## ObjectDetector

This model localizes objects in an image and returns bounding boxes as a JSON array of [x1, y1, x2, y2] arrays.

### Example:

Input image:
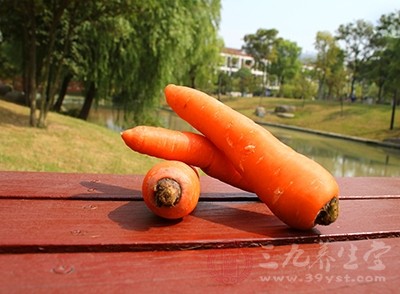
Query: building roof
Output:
[[221, 47, 252, 58]]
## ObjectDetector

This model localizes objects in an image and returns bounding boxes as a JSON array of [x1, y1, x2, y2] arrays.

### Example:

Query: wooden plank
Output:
[[0, 171, 144, 200], [0, 171, 252, 200], [0, 238, 398, 293], [1, 199, 399, 253], [0, 171, 399, 200], [337, 177, 400, 199]]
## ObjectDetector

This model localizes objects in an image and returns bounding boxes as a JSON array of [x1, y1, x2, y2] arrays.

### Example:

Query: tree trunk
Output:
[[78, 81, 96, 120], [53, 73, 73, 112], [189, 67, 196, 89], [327, 84, 333, 100], [27, 46, 37, 127], [377, 83, 384, 104], [37, 69, 53, 127], [349, 75, 356, 100], [20, 44, 30, 107], [317, 74, 326, 100], [217, 73, 222, 101], [278, 76, 285, 97], [390, 90, 397, 130], [37, 4, 69, 127], [24, 3, 38, 127]]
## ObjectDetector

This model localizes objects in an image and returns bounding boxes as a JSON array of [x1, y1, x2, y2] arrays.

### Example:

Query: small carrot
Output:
[[141, 160, 200, 219], [164, 84, 339, 230], [121, 126, 253, 193]]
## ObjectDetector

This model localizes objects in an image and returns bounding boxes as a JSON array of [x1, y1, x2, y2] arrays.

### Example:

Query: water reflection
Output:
[[157, 110, 400, 177], [269, 128, 399, 177]]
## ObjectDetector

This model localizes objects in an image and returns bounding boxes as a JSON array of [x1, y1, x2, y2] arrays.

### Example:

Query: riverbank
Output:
[[221, 96, 400, 146], [256, 121, 400, 149]]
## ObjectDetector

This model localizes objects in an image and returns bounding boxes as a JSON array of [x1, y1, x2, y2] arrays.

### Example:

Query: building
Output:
[[219, 47, 265, 77], [219, 47, 279, 93]]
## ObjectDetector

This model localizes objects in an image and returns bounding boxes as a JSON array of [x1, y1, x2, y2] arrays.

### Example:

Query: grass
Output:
[[0, 99, 161, 174], [222, 96, 400, 142]]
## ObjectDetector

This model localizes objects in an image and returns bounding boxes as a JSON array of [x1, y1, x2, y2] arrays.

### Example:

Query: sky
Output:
[[219, 0, 399, 54]]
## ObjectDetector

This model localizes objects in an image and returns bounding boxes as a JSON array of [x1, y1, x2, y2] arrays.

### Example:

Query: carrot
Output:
[[121, 126, 253, 193], [164, 84, 339, 230], [141, 160, 200, 219]]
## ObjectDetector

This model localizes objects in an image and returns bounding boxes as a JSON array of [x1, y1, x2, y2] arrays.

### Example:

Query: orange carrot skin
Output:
[[164, 84, 339, 230], [142, 160, 200, 219], [121, 126, 253, 193]]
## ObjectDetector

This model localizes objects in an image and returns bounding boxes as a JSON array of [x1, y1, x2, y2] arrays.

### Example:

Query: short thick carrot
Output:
[[142, 160, 200, 219], [165, 84, 339, 230], [121, 126, 253, 192]]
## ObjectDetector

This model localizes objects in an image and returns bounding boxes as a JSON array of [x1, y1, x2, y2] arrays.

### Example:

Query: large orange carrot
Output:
[[121, 126, 253, 192], [142, 160, 200, 219], [164, 84, 339, 230]]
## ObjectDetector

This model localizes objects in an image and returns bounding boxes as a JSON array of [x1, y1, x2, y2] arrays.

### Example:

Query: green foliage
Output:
[[335, 19, 375, 97], [314, 31, 346, 100], [243, 28, 279, 68], [282, 72, 317, 99], [216, 71, 232, 94], [356, 10, 400, 104], [0, 0, 222, 127], [269, 39, 302, 94], [242, 28, 302, 95], [232, 67, 254, 95], [0, 42, 19, 79], [377, 11, 400, 92], [175, 0, 222, 91]]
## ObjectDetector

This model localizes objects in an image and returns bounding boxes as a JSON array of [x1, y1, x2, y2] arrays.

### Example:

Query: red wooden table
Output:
[[0, 171, 399, 293]]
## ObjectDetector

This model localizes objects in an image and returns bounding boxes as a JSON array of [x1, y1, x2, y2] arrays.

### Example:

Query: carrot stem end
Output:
[[154, 178, 182, 207], [315, 197, 339, 226]]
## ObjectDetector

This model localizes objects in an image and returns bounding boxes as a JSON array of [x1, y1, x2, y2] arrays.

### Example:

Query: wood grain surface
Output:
[[0, 171, 399, 293]]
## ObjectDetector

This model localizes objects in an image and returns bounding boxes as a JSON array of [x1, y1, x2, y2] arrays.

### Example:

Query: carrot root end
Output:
[[154, 178, 182, 207], [315, 197, 339, 226]]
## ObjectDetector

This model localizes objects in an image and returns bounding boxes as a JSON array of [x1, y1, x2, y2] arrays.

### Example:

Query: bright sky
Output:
[[219, 0, 399, 54]]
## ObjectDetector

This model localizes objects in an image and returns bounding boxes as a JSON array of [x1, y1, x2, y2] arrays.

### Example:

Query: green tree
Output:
[[269, 39, 302, 96], [177, 0, 222, 91], [0, 0, 222, 127], [0, 0, 40, 126], [242, 28, 279, 87], [364, 11, 400, 104], [336, 19, 375, 100], [0, 0, 117, 126], [232, 67, 253, 96], [216, 71, 232, 98], [314, 31, 346, 100], [290, 68, 317, 100], [72, 13, 132, 120], [375, 10, 400, 129], [0, 41, 19, 84], [108, 0, 221, 125]]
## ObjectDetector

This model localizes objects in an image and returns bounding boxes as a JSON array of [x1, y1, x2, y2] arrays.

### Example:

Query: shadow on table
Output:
[[108, 201, 182, 232], [107, 199, 320, 242], [77, 180, 141, 200], [77, 180, 321, 241]]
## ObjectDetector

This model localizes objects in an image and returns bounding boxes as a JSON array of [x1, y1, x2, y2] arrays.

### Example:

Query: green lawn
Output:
[[0, 99, 161, 174]]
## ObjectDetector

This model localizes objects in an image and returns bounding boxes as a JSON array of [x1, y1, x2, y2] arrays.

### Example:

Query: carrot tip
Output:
[[154, 177, 182, 207], [315, 197, 339, 226]]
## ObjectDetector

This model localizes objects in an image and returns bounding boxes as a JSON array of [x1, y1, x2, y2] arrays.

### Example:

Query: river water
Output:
[[88, 107, 400, 177]]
